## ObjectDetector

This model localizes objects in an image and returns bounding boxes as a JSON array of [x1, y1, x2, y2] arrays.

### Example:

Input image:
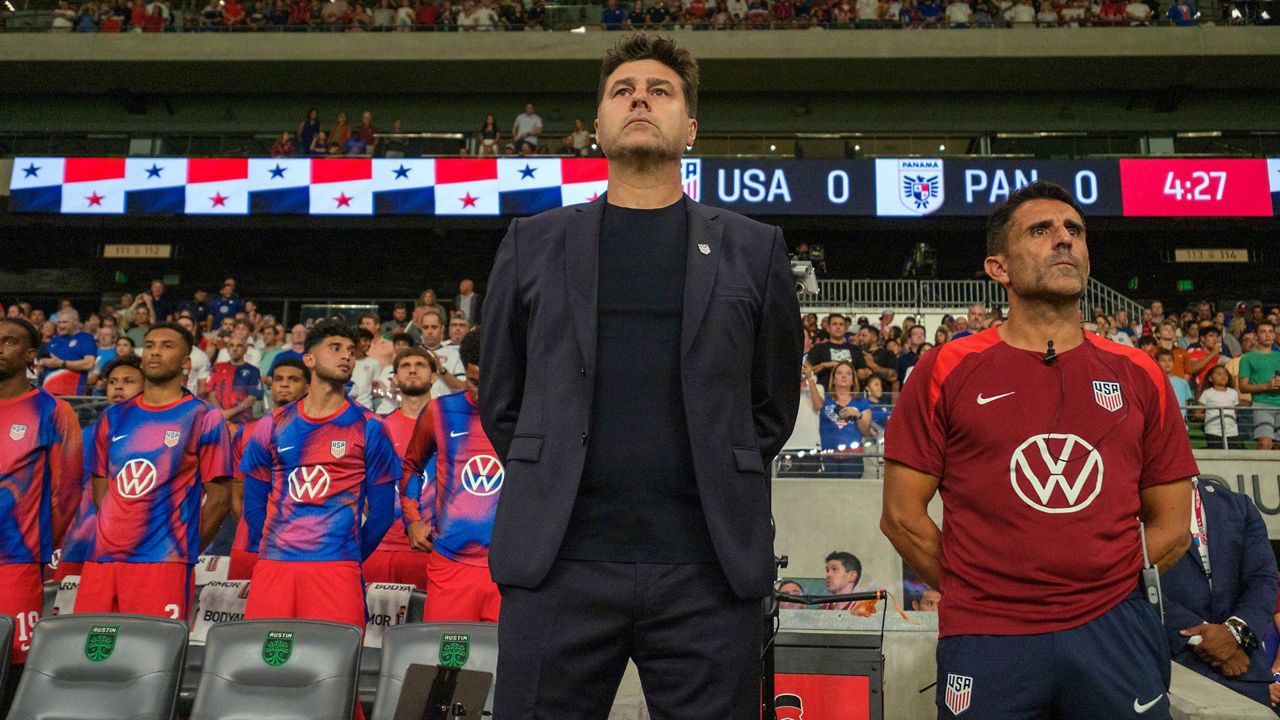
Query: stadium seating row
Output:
[[6, 613, 497, 720]]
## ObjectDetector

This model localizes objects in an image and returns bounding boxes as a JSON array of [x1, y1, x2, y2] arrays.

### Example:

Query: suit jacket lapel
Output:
[[681, 198, 722, 358], [565, 195, 604, 369]]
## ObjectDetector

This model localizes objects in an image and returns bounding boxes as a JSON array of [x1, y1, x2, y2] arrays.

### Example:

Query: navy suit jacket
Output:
[[479, 193, 803, 599], [1162, 480, 1279, 685]]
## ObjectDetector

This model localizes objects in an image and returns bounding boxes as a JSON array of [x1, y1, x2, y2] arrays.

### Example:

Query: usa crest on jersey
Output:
[[9, 424, 27, 441], [330, 440, 347, 459], [1092, 381, 1123, 413], [164, 430, 182, 448], [945, 673, 973, 716]]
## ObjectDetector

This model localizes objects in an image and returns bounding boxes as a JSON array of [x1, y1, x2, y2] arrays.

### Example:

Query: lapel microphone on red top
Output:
[[1044, 340, 1057, 366]]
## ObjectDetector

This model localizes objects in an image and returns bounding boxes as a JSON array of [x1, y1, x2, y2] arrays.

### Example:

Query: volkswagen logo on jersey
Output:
[[945, 674, 973, 716], [287, 465, 331, 502], [164, 430, 182, 448], [460, 455, 504, 497], [8, 424, 27, 441], [116, 458, 159, 498], [330, 440, 347, 459], [1009, 434, 1104, 514], [1092, 381, 1124, 413]]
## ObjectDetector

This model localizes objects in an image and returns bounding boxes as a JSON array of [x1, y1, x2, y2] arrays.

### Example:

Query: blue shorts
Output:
[[936, 592, 1170, 719]]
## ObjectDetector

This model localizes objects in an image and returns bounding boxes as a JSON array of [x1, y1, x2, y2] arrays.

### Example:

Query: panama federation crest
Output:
[[84, 625, 118, 662], [439, 633, 471, 669], [901, 167, 942, 213], [262, 630, 294, 667]]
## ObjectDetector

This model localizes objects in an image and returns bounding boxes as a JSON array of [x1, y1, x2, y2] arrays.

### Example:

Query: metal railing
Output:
[[798, 277, 1142, 320]]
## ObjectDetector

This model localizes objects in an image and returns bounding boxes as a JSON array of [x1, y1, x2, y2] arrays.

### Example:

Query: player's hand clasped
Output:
[[1181, 623, 1249, 677], [406, 520, 434, 552]]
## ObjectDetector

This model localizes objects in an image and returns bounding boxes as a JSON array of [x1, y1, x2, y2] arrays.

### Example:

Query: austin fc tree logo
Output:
[[288, 465, 331, 502], [460, 455, 504, 497], [116, 458, 159, 498]]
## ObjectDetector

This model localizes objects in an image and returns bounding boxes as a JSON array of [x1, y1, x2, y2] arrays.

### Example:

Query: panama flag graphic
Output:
[[498, 158, 562, 215], [372, 158, 436, 215], [9, 157, 64, 213], [248, 158, 311, 214], [310, 158, 373, 215], [560, 158, 609, 207], [62, 158, 127, 214], [435, 158, 499, 216], [185, 158, 249, 215], [125, 157, 187, 214]]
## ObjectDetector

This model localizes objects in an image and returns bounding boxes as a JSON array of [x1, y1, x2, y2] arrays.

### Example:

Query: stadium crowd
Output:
[[18, 0, 1278, 31]]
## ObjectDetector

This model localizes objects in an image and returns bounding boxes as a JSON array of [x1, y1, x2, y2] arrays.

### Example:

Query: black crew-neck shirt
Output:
[[558, 198, 716, 563]]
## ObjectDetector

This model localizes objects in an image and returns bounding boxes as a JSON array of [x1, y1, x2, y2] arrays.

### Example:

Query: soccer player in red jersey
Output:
[[402, 331, 502, 622], [363, 348, 436, 590], [881, 182, 1197, 720], [56, 355, 143, 581], [226, 358, 309, 581], [239, 321, 399, 629], [0, 317, 82, 666], [79, 323, 233, 619]]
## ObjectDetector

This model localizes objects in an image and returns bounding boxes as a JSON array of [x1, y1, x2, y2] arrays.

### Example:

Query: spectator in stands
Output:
[[526, 0, 545, 27], [817, 362, 871, 478], [1096, 0, 1127, 22], [207, 279, 244, 327], [124, 304, 153, 348], [206, 335, 261, 425], [222, 0, 247, 25], [1186, 324, 1227, 391], [571, 117, 593, 155], [602, 0, 626, 28], [1126, 0, 1153, 23], [273, 323, 308, 369], [1239, 321, 1280, 450], [328, 111, 351, 149], [453, 278, 482, 324], [256, 321, 284, 377], [297, 108, 322, 152], [350, 328, 382, 408], [447, 314, 470, 347], [625, 0, 647, 26], [417, 308, 465, 397], [778, 580, 807, 610], [1006, 0, 1036, 23], [372, 0, 395, 27], [1199, 366, 1242, 449], [86, 325, 121, 393], [945, 0, 973, 25], [270, 132, 295, 157], [821, 551, 862, 610], [1157, 348, 1193, 421], [807, 314, 859, 388], [746, 0, 768, 25], [1151, 321, 1190, 380], [381, 303, 411, 337], [498, 0, 527, 29], [917, 0, 944, 24], [897, 324, 928, 384], [511, 102, 542, 153], [175, 316, 211, 396], [1163, 480, 1277, 709], [1035, 0, 1058, 24], [473, 114, 500, 156], [913, 587, 941, 612], [215, 319, 262, 367]]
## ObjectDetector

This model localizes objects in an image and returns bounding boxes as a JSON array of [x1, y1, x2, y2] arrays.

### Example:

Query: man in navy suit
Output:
[[1162, 478, 1279, 710], [480, 32, 802, 720]]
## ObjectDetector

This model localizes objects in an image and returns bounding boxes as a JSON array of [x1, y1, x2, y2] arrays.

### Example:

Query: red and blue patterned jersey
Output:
[[43, 332, 97, 395], [239, 401, 401, 562], [0, 388, 82, 564], [207, 362, 262, 425], [93, 394, 233, 564], [59, 421, 100, 564], [230, 419, 259, 553], [376, 408, 434, 551], [402, 390, 501, 567]]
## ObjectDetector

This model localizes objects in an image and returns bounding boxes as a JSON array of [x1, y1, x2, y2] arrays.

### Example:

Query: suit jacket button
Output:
[[579, 367, 586, 376], [581, 433, 588, 445]]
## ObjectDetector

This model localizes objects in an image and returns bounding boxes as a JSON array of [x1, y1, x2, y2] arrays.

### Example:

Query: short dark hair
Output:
[[862, 325, 881, 339], [985, 181, 1086, 257], [1256, 321, 1274, 332], [825, 551, 861, 577], [597, 32, 700, 118], [146, 322, 194, 353], [1136, 335, 1157, 350], [271, 357, 310, 382], [118, 336, 136, 348], [355, 328, 374, 343], [459, 328, 482, 368], [1154, 348, 1173, 360], [394, 347, 438, 374], [101, 354, 142, 380], [1199, 325, 1220, 337], [304, 320, 359, 353], [0, 317, 40, 350], [391, 332, 416, 347]]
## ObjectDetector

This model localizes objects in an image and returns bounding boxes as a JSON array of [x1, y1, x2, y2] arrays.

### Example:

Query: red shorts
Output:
[[244, 559, 366, 629], [0, 564, 45, 664], [362, 548, 428, 590], [76, 562, 193, 620], [227, 549, 258, 581], [423, 553, 499, 623], [53, 560, 84, 582]]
